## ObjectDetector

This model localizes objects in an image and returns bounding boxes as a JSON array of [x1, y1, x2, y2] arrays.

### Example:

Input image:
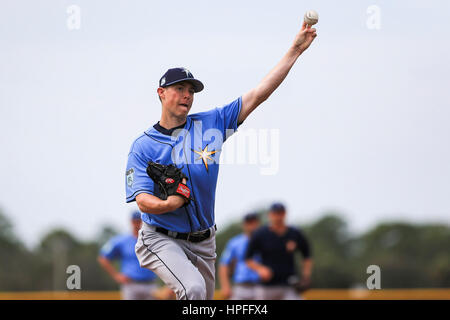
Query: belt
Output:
[[154, 224, 217, 243]]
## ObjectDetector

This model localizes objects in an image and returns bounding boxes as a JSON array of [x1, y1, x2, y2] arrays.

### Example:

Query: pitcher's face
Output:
[[159, 81, 195, 118]]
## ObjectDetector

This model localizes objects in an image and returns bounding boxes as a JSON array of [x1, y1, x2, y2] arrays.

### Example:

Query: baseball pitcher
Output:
[[125, 21, 317, 300]]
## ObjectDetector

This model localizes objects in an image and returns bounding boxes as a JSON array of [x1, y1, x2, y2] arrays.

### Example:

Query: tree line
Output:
[[0, 209, 449, 291]]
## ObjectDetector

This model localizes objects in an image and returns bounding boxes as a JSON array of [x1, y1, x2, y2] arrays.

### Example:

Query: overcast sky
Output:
[[1, 0, 449, 248]]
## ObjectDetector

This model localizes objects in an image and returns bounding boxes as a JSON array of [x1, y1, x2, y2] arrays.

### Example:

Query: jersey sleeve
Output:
[[99, 237, 121, 260], [245, 231, 262, 260], [219, 240, 237, 266], [295, 229, 312, 259], [125, 151, 155, 203], [215, 96, 242, 140]]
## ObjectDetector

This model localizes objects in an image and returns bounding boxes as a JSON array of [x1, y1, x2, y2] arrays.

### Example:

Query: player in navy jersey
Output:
[[245, 203, 313, 300], [219, 213, 261, 300], [127, 22, 317, 300]]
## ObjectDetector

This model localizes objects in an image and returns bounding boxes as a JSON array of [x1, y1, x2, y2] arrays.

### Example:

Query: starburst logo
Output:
[[192, 145, 219, 172]]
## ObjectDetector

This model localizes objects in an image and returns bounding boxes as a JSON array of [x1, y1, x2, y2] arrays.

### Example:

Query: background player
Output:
[[245, 203, 313, 300], [98, 211, 159, 300], [127, 21, 317, 300], [219, 213, 261, 300]]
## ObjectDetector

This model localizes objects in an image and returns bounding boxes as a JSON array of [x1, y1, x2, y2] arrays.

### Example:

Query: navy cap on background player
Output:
[[159, 67, 204, 93], [269, 202, 286, 213], [243, 212, 260, 222]]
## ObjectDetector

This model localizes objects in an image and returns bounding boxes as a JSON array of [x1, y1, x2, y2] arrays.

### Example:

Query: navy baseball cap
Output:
[[130, 211, 141, 220], [269, 202, 286, 213], [159, 67, 204, 93], [243, 212, 260, 222]]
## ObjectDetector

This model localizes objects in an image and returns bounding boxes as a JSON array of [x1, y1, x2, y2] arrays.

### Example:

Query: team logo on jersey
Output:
[[286, 240, 297, 252], [126, 168, 134, 187], [192, 144, 219, 172]]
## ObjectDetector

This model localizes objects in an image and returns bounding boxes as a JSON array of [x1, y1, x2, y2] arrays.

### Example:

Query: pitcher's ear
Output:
[[157, 87, 165, 102]]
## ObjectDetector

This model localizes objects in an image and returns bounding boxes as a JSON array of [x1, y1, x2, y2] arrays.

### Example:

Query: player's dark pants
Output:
[[135, 222, 217, 300]]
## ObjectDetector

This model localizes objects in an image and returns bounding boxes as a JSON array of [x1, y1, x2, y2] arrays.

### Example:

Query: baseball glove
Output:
[[146, 161, 191, 204]]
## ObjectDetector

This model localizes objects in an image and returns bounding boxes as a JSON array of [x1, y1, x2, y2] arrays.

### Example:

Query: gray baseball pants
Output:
[[231, 283, 259, 300], [120, 282, 159, 300], [257, 285, 302, 300], [135, 222, 217, 300]]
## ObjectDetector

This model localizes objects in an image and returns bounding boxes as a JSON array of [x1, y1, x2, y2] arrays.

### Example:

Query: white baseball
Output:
[[304, 10, 319, 26]]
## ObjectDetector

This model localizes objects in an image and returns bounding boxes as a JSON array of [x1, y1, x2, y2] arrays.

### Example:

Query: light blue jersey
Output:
[[125, 97, 242, 233], [100, 234, 156, 282], [220, 233, 260, 284]]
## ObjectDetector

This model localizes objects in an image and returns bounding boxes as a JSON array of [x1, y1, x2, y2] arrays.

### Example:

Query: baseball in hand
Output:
[[304, 10, 319, 26]]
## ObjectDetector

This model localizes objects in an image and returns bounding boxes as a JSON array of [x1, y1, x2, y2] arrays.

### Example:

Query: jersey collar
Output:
[[153, 120, 187, 136]]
